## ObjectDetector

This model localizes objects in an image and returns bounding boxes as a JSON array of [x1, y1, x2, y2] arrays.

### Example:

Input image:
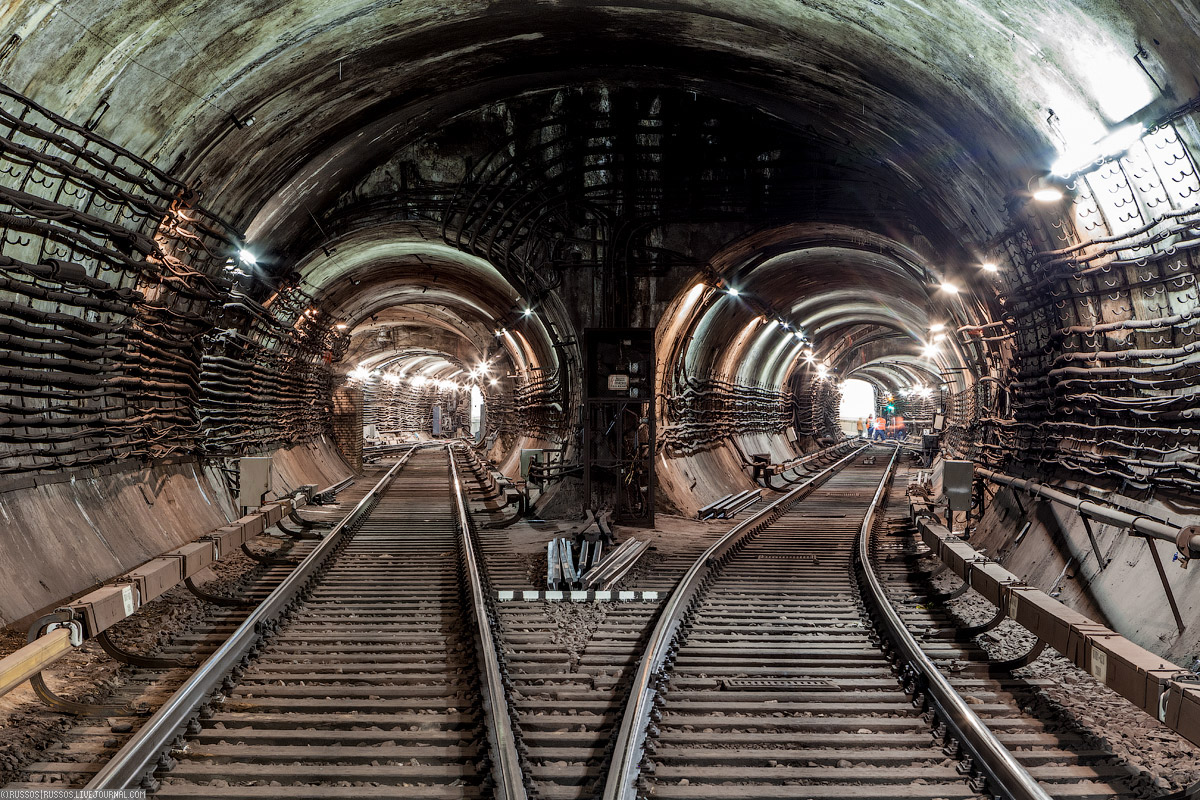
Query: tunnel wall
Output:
[[0, 436, 352, 628], [969, 483, 1200, 666]]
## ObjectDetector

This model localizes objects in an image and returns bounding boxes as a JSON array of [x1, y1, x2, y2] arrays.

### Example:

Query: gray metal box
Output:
[[944, 459, 974, 512], [238, 456, 273, 507]]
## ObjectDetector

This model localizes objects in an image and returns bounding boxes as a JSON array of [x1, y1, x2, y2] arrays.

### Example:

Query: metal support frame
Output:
[[1080, 515, 1109, 570], [1138, 533, 1186, 634]]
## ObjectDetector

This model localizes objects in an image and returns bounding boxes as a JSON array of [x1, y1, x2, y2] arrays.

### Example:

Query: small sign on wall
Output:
[[607, 374, 630, 392]]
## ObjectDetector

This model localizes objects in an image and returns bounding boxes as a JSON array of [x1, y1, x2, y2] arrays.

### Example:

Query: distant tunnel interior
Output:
[[2, 1, 1200, 642]]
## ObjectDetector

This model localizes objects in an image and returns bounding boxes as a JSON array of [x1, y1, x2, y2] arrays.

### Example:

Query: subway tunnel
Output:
[[4, 1, 1200, 797]]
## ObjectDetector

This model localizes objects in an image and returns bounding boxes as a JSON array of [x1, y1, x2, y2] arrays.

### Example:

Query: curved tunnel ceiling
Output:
[[1, 0, 1197, 486]]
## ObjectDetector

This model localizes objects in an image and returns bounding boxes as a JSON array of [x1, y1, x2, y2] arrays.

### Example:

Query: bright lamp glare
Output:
[[1033, 187, 1064, 202], [922, 344, 939, 359], [522, 308, 533, 317], [1051, 124, 1145, 177], [980, 262, 998, 273], [238, 248, 257, 266], [928, 323, 945, 333], [939, 282, 959, 294], [726, 287, 740, 297]]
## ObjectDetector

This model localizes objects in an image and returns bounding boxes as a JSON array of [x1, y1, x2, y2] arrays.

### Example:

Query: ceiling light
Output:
[[980, 262, 998, 273], [1029, 174, 1065, 202], [933, 332, 947, 342], [922, 343, 939, 359], [726, 287, 740, 297], [928, 323, 945, 332], [522, 308, 533, 317], [489, 378, 498, 386], [238, 248, 257, 266], [939, 282, 959, 294], [335, 322, 348, 330]]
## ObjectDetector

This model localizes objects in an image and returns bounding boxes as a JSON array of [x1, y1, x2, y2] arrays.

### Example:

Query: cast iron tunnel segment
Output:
[[85, 444, 527, 800]]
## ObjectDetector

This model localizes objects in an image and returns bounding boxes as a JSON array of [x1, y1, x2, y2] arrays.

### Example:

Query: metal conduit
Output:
[[975, 466, 1199, 550]]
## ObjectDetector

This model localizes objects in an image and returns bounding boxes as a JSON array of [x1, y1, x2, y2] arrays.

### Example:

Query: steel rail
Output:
[[859, 449, 1053, 800], [447, 444, 529, 800], [602, 443, 869, 800], [85, 447, 419, 791]]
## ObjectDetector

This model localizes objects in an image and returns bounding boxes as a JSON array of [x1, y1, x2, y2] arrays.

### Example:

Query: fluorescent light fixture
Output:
[[1051, 124, 1145, 177], [238, 248, 257, 266], [939, 282, 959, 294], [933, 332, 947, 343]]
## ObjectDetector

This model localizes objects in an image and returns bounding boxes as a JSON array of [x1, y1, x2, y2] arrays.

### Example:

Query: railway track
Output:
[[603, 446, 1143, 800], [13, 442, 1163, 798], [80, 444, 525, 799], [1, 481, 370, 793]]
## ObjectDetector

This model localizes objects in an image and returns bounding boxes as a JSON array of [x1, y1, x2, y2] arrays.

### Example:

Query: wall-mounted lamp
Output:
[[1029, 174, 1065, 203]]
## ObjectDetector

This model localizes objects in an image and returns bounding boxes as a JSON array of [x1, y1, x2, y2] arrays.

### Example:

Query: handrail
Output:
[[86, 447, 419, 791], [602, 443, 869, 800], [447, 444, 528, 800], [859, 450, 1052, 800]]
